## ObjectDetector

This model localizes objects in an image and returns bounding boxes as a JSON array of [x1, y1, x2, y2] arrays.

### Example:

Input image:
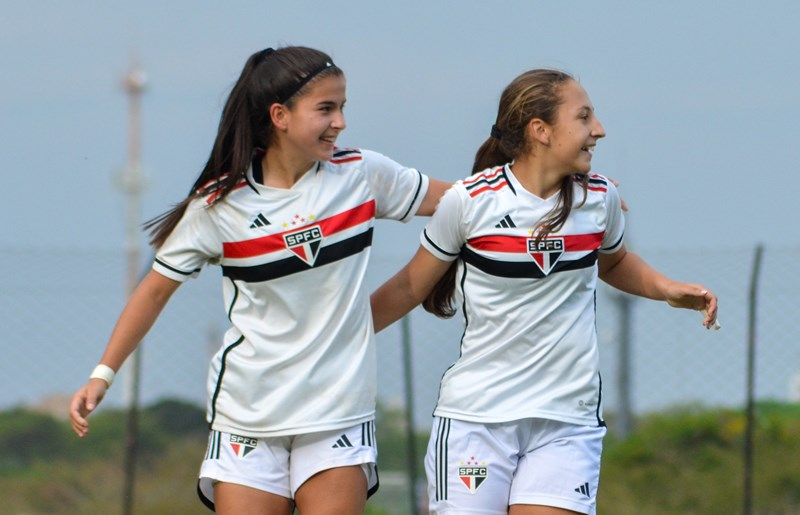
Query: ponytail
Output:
[[423, 69, 579, 317], [422, 133, 511, 319], [422, 262, 459, 318], [145, 46, 342, 248], [471, 134, 512, 175]]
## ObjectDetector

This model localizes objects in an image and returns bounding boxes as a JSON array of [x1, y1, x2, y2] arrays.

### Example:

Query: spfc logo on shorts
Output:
[[229, 434, 257, 459], [458, 457, 488, 494], [527, 237, 564, 276], [284, 225, 323, 266]]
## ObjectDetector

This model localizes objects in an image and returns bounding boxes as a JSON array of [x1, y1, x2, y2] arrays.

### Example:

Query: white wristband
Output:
[[89, 364, 116, 387]]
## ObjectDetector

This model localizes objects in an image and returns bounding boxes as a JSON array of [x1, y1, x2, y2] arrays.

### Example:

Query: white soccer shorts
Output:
[[197, 420, 379, 509], [426, 416, 606, 514]]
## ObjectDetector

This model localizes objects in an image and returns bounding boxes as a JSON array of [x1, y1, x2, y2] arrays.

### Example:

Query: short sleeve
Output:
[[419, 185, 466, 262], [600, 179, 625, 253], [152, 199, 223, 282], [361, 149, 430, 222]]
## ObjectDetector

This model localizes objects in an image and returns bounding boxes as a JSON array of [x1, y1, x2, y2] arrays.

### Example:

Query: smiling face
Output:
[[545, 79, 605, 175], [278, 73, 347, 165]]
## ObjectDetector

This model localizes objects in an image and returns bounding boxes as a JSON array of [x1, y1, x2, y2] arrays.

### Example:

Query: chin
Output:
[[317, 150, 335, 162]]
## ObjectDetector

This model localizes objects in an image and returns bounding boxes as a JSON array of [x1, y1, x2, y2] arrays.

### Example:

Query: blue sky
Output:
[[3, 1, 797, 253], [2, 1, 798, 417]]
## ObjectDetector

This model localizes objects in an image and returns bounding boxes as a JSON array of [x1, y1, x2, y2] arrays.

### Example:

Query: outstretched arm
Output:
[[69, 270, 181, 437], [416, 179, 453, 216], [371, 246, 453, 333], [598, 244, 718, 329]]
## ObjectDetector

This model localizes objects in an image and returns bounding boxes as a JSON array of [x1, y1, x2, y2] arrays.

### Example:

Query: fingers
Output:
[[69, 387, 91, 437], [699, 289, 721, 330], [69, 382, 107, 437], [665, 284, 720, 330]]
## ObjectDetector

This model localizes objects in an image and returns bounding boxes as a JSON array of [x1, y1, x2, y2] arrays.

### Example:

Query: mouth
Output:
[[581, 143, 596, 155]]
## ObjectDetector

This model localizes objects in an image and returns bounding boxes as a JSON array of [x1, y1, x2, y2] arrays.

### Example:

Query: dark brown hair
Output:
[[145, 46, 343, 248], [423, 69, 589, 318]]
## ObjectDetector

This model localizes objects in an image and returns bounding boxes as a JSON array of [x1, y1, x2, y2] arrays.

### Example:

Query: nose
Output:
[[332, 109, 346, 131], [593, 116, 606, 139]]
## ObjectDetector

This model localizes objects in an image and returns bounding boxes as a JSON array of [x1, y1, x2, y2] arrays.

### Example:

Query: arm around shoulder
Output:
[[371, 246, 454, 333], [416, 179, 453, 217]]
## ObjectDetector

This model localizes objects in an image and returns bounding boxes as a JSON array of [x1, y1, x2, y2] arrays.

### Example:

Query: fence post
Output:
[[401, 315, 421, 515], [612, 292, 634, 438], [120, 59, 147, 515], [743, 244, 764, 515]]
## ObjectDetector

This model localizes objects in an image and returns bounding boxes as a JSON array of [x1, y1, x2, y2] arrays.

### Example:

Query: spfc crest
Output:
[[229, 434, 257, 458], [284, 225, 323, 266], [458, 458, 488, 494], [527, 237, 564, 275]]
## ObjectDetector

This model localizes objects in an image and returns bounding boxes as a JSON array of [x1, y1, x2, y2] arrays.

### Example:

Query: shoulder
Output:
[[195, 174, 250, 206], [572, 173, 616, 201], [580, 173, 611, 193], [573, 173, 624, 225], [327, 147, 409, 171], [460, 165, 513, 199], [329, 147, 364, 166]]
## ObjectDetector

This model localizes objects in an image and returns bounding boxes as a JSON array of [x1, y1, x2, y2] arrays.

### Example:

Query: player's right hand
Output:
[[69, 379, 108, 437]]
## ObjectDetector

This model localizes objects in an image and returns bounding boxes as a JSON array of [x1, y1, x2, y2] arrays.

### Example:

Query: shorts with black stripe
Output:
[[197, 420, 379, 510], [425, 416, 605, 514]]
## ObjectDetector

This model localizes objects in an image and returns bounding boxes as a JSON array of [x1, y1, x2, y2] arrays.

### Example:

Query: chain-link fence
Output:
[[2, 242, 797, 513]]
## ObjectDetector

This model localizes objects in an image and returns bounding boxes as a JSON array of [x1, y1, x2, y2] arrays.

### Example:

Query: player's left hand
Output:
[[664, 283, 719, 330]]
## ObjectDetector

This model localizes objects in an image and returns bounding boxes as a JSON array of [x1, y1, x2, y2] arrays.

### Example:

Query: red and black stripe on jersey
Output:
[[461, 232, 604, 279], [221, 200, 376, 282], [464, 167, 512, 197], [576, 174, 608, 193], [330, 147, 363, 164]]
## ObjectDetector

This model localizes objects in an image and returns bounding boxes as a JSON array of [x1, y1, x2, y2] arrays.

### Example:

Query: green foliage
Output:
[[375, 402, 427, 475], [142, 398, 208, 436], [0, 409, 74, 472], [600, 402, 800, 514], [2, 400, 800, 514]]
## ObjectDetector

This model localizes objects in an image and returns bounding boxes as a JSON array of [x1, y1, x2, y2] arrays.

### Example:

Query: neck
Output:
[[510, 155, 566, 199], [260, 144, 315, 189]]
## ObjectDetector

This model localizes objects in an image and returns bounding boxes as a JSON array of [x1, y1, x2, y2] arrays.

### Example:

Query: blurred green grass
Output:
[[1, 400, 799, 514]]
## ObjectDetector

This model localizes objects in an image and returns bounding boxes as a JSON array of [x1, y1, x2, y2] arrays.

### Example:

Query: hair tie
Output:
[[490, 124, 503, 140]]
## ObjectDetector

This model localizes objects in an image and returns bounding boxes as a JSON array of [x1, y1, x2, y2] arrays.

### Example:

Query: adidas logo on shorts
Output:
[[332, 434, 353, 448], [574, 482, 591, 498]]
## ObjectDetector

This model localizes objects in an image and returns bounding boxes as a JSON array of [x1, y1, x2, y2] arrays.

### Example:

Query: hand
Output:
[[664, 283, 719, 330], [69, 379, 108, 437]]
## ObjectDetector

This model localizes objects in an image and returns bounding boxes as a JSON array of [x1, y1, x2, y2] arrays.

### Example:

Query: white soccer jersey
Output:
[[154, 148, 429, 437], [421, 164, 624, 427]]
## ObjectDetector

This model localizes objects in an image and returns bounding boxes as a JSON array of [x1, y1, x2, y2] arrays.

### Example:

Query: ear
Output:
[[527, 118, 550, 146], [269, 103, 289, 131]]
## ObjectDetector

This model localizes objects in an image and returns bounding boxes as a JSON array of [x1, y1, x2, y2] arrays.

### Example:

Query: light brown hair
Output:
[[423, 69, 589, 318]]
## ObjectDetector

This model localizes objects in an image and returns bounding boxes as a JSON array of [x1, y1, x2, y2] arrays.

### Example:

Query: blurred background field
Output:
[[3, 400, 800, 514]]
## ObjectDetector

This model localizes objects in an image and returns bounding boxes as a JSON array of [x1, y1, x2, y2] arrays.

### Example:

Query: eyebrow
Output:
[[317, 99, 345, 107]]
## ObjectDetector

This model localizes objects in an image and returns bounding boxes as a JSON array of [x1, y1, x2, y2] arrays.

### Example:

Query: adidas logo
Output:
[[332, 434, 353, 449], [249, 213, 271, 228], [495, 214, 516, 228], [574, 482, 591, 498]]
